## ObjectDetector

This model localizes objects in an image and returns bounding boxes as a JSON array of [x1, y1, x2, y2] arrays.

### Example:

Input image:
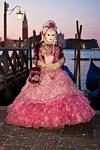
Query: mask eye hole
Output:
[[47, 34, 50, 36]]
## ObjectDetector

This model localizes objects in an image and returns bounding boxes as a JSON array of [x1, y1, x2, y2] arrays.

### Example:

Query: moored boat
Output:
[[88, 88, 100, 110], [61, 65, 75, 82], [86, 59, 100, 91], [86, 59, 100, 109]]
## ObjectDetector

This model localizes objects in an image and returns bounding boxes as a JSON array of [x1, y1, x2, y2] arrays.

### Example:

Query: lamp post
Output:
[[4, 1, 23, 47]]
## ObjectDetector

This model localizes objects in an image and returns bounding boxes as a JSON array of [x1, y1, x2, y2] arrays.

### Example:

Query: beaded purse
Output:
[[28, 66, 41, 84]]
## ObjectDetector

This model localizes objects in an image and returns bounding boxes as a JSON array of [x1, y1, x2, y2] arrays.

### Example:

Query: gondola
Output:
[[86, 59, 100, 109], [88, 88, 100, 110], [86, 59, 100, 91], [61, 65, 75, 82]]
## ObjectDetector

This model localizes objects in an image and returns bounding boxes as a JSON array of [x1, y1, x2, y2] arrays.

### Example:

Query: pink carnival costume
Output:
[[6, 20, 95, 129]]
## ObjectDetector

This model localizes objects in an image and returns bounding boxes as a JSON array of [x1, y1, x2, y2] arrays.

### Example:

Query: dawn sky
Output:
[[0, 0, 100, 46]]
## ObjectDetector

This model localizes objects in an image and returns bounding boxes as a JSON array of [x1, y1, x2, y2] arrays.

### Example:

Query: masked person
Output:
[[6, 20, 95, 128]]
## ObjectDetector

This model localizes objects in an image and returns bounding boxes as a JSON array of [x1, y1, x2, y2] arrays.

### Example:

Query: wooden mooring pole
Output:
[[74, 20, 82, 90], [33, 30, 35, 48], [28, 37, 32, 69], [19, 37, 21, 48], [74, 33, 77, 84]]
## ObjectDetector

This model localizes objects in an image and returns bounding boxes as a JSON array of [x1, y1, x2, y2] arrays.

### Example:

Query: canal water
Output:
[[63, 49, 100, 91], [0, 48, 100, 91]]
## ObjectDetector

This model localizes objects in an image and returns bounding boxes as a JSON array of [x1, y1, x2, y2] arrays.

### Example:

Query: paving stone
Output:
[[1, 126, 43, 148], [1, 145, 32, 150], [31, 127, 62, 149], [56, 137, 97, 149], [0, 110, 7, 123], [12, 127, 42, 138], [61, 120, 95, 139], [57, 148, 96, 150], [4, 137, 35, 147], [92, 115, 100, 150], [42, 128, 61, 137], [32, 134, 58, 150]]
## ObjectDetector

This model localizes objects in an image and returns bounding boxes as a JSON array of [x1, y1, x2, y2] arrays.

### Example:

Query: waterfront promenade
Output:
[[0, 106, 100, 150]]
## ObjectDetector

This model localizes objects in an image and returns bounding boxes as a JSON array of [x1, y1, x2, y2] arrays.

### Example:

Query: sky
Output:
[[0, 0, 100, 46]]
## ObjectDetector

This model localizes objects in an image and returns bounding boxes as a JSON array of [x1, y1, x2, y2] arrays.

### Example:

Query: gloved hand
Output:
[[49, 62, 60, 70], [37, 60, 52, 68]]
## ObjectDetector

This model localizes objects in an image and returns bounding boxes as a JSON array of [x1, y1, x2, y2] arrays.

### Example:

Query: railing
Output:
[[0, 48, 29, 90]]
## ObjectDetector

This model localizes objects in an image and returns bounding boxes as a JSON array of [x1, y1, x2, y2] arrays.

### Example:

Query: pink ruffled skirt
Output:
[[6, 67, 95, 128]]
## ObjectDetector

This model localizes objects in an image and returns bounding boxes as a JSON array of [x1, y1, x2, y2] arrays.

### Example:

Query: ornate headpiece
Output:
[[41, 20, 57, 36]]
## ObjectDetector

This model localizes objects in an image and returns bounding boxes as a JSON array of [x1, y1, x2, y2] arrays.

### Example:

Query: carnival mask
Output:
[[45, 28, 56, 44]]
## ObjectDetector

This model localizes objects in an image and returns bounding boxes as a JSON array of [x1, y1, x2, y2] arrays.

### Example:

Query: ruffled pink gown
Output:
[[6, 44, 95, 128]]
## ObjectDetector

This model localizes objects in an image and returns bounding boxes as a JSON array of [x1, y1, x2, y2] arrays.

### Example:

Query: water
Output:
[[0, 48, 100, 91], [63, 49, 100, 91]]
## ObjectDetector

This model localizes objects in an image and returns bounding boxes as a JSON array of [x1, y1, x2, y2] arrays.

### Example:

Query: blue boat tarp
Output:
[[86, 60, 100, 91], [88, 88, 99, 98], [88, 88, 100, 110], [61, 65, 75, 82]]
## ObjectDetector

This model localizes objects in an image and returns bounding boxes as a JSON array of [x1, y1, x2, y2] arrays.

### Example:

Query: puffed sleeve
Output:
[[58, 46, 66, 65], [32, 43, 40, 66]]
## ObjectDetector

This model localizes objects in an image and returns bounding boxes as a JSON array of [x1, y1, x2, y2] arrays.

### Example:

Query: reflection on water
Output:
[[64, 49, 100, 91]]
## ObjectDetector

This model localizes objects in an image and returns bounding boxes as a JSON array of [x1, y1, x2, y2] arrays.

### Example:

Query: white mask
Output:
[[45, 28, 56, 44]]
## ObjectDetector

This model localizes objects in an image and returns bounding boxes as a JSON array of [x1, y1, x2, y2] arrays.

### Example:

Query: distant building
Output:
[[80, 39, 98, 49], [22, 11, 28, 40], [8, 39, 24, 48], [66, 38, 98, 49], [56, 32, 66, 48], [0, 39, 25, 48], [66, 38, 75, 49]]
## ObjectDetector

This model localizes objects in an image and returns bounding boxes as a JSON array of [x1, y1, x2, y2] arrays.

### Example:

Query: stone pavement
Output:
[[0, 106, 100, 150]]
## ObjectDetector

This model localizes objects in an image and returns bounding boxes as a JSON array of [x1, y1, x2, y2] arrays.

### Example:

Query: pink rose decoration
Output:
[[49, 22, 55, 28]]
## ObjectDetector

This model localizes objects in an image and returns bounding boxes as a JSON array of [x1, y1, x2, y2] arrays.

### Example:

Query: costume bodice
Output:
[[39, 45, 60, 64]]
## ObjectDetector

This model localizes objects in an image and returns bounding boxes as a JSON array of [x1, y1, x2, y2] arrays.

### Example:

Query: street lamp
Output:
[[4, 1, 23, 47]]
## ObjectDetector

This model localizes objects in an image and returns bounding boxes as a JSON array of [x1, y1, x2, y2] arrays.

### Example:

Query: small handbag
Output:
[[28, 66, 41, 84]]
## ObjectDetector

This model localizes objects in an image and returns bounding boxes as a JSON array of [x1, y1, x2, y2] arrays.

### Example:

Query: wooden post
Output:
[[19, 37, 21, 48], [26, 49, 29, 75], [4, 2, 7, 48], [76, 20, 82, 90], [3, 50, 7, 84], [39, 32, 41, 42], [28, 37, 32, 69], [7, 39, 8, 48], [33, 30, 35, 48], [13, 50, 17, 90], [74, 33, 77, 83], [18, 37, 21, 69], [4, 0, 9, 102], [3, 48, 8, 101]]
